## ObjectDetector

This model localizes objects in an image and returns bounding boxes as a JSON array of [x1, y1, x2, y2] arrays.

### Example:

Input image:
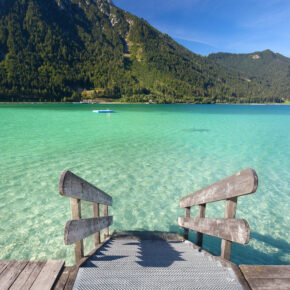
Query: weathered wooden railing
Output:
[[59, 170, 113, 264], [178, 168, 258, 260]]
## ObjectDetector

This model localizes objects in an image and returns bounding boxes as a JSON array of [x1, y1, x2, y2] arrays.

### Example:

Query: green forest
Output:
[[0, 0, 289, 103]]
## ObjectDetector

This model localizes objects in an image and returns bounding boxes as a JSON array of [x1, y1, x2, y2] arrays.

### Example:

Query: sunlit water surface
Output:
[[0, 104, 289, 265]]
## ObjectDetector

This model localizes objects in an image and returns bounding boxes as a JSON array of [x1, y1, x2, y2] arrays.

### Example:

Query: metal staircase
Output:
[[73, 237, 242, 289]]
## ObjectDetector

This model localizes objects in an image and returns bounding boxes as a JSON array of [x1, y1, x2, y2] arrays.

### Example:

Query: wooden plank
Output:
[[180, 168, 258, 208], [240, 265, 290, 289], [240, 265, 290, 279], [221, 197, 237, 260], [183, 207, 190, 240], [30, 260, 64, 290], [53, 267, 71, 290], [178, 217, 250, 244], [70, 198, 84, 264], [64, 216, 113, 245], [64, 267, 78, 290], [59, 170, 112, 206], [93, 203, 101, 246], [103, 204, 109, 239], [245, 278, 290, 289], [0, 261, 28, 290], [10, 261, 46, 290], [0, 261, 9, 275], [196, 204, 206, 246]]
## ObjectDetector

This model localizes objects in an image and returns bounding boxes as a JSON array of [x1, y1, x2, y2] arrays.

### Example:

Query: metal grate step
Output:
[[73, 238, 242, 290]]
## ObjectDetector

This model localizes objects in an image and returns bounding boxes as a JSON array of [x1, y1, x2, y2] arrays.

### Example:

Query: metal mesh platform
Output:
[[73, 238, 243, 289]]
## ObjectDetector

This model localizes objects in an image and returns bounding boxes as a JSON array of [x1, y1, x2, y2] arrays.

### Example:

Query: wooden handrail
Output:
[[178, 217, 250, 244], [59, 170, 112, 206], [64, 216, 113, 245], [59, 170, 113, 264], [179, 168, 258, 260], [180, 168, 258, 208]]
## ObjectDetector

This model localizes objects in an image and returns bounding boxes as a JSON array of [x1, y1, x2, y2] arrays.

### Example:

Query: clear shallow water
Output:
[[0, 104, 289, 266]]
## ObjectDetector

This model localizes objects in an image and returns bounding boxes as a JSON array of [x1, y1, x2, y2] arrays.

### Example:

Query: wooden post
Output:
[[70, 198, 84, 264], [93, 203, 101, 246], [196, 204, 206, 247], [183, 207, 191, 240], [103, 205, 109, 239], [221, 197, 237, 260]]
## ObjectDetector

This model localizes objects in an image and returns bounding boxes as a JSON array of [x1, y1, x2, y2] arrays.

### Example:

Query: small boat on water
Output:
[[92, 110, 115, 113]]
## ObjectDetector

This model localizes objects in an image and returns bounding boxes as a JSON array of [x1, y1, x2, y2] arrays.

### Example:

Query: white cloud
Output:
[[240, 9, 290, 29], [155, 24, 214, 47]]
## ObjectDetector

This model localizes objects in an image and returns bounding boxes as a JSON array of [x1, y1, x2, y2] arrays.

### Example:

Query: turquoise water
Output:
[[0, 104, 289, 266]]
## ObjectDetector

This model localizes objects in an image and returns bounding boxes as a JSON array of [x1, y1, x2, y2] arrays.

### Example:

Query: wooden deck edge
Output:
[[53, 266, 76, 290], [182, 239, 251, 290], [53, 236, 112, 290], [78, 236, 112, 268], [112, 230, 184, 241], [239, 265, 290, 290]]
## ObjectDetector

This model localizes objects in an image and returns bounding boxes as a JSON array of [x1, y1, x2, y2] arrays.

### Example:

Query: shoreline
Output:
[[0, 102, 289, 105]]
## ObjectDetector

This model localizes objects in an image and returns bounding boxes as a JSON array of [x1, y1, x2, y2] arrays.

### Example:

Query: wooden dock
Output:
[[240, 265, 290, 290], [0, 260, 64, 290], [1, 168, 289, 289]]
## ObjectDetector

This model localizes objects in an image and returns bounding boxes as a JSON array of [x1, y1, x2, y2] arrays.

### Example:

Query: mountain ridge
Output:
[[208, 50, 290, 102], [0, 0, 288, 103]]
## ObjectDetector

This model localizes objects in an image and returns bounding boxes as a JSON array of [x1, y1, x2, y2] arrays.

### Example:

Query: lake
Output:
[[0, 104, 289, 266]]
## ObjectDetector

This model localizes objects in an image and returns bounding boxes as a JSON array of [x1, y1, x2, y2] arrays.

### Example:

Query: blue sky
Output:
[[113, 0, 290, 57]]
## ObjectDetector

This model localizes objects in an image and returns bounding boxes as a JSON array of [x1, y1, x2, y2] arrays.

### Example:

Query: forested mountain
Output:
[[208, 50, 290, 102], [0, 0, 288, 103]]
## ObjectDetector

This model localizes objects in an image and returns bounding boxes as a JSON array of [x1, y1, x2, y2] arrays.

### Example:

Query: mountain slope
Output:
[[0, 0, 287, 103], [208, 50, 290, 102]]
